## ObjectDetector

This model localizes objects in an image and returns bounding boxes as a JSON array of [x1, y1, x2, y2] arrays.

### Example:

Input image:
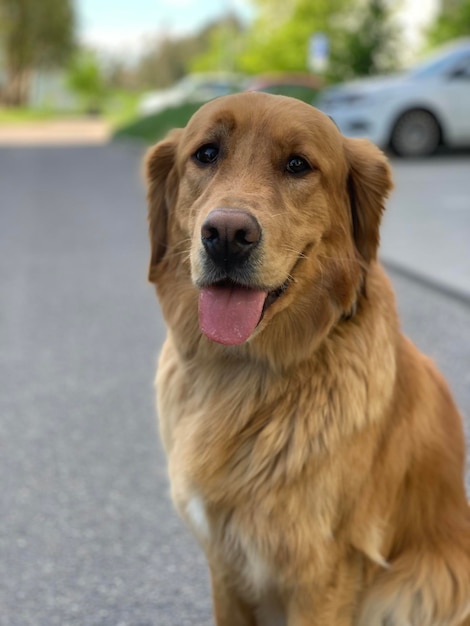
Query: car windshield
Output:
[[409, 44, 470, 79]]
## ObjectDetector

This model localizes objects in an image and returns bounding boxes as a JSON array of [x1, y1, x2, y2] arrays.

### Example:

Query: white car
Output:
[[138, 73, 245, 117], [316, 39, 470, 157]]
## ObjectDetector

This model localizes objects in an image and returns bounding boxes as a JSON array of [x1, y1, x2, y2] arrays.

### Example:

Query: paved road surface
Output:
[[382, 152, 470, 298], [1, 144, 469, 626]]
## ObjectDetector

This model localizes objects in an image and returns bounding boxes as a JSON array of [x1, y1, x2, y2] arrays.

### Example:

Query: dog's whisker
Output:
[[176, 238, 192, 250], [162, 238, 192, 261], [265, 213, 286, 220], [280, 245, 309, 260], [163, 248, 192, 262]]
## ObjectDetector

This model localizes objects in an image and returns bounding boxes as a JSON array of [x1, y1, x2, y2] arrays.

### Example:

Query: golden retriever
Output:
[[145, 92, 470, 626]]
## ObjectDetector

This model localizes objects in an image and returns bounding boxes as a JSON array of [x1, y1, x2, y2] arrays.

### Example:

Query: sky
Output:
[[76, 0, 439, 59], [77, 0, 253, 55]]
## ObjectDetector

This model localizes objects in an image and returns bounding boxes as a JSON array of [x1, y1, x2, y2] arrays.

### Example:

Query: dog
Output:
[[145, 92, 470, 625]]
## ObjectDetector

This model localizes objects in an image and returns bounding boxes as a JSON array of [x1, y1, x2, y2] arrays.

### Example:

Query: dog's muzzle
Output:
[[197, 208, 268, 346], [201, 208, 261, 273]]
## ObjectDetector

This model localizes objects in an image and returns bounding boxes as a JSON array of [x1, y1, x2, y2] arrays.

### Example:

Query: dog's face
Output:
[[146, 93, 392, 354]]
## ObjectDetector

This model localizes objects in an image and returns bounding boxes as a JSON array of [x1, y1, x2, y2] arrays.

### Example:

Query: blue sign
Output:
[[308, 32, 329, 72]]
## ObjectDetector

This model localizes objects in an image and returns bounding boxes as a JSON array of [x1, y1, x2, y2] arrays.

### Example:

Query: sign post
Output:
[[308, 32, 329, 73]]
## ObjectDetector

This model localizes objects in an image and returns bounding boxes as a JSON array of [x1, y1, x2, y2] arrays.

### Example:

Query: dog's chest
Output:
[[183, 488, 276, 596], [185, 492, 210, 542]]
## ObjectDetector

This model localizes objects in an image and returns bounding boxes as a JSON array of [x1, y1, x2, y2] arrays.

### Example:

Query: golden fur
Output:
[[145, 92, 470, 625]]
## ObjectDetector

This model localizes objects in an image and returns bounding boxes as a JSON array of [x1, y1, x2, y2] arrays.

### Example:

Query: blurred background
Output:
[[0, 1, 469, 625], [0, 0, 468, 147]]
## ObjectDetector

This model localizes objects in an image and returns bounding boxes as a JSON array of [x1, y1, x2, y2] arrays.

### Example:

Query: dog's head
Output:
[[146, 92, 392, 357]]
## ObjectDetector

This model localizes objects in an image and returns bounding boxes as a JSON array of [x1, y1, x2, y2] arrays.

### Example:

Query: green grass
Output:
[[113, 101, 203, 144], [113, 88, 321, 144], [102, 91, 142, 127], [0, 107, 77, 124], [0, 91, 141, 127]]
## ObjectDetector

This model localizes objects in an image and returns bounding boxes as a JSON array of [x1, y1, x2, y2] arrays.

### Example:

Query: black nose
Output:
[[201, 209, 261, 268]]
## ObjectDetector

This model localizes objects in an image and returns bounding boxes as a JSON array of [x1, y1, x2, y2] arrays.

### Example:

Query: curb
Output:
[[383, 258, 470, 309]]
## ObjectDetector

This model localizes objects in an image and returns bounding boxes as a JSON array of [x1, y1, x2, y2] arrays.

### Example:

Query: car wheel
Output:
[[390, 109, 441, 157]]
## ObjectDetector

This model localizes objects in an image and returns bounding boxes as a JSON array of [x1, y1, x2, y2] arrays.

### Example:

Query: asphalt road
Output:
[[382, 151, 470, 297], [1, 144, 469, 626]]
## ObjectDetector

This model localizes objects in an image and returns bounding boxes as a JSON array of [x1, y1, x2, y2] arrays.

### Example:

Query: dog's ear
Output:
[[344, 138, 393, 263], [145, 128, 182, 282]]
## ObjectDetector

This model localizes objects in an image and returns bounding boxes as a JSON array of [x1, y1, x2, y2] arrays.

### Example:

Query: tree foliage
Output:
[[428, 0, 470, 46], [137, 34, 204, 90], [0, 0, 76, 105], [135, 16, 244, 90], [67, 49, 107, 113], [328, 0, 402, 81], [237, 0, 347, 74], [111, 0, 405, 95], [189, 15, 245, 73], [192, 0, 403, 82]]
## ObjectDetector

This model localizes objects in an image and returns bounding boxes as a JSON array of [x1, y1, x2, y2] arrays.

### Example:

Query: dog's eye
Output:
[[193, 144, 219, 165], [286, 156, 311, 175]]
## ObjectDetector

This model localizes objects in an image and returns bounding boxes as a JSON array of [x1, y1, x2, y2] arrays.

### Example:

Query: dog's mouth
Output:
[[198, 278, 290, 346]]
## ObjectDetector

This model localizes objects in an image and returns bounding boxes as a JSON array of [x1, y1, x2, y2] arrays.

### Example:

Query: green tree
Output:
[[137, 35, 200, 89], [189, 14, 245, 73], [67, 49, 107, 114], [329, 0, 402, 81], [428, 0, 470, 45], [203, 0, 403, 81], [238, 0, 348, 74], [136, 15, 245, 90], [0, 0, 76, 106]]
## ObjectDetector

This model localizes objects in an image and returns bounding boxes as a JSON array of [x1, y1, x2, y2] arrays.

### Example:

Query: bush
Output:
[[113, 101, 203, 143]]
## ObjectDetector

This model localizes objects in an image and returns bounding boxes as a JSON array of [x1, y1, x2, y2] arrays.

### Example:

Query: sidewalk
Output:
[[0, 118, 111, 145]]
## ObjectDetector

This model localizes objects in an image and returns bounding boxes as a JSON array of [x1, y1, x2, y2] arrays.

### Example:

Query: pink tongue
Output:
[[199, 285, 267, 345]]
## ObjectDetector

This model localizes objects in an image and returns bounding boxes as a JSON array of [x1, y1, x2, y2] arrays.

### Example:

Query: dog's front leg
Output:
[[286, 588, 356, 626], [210, 567, 257, 626], [287, 604, 354, 626]]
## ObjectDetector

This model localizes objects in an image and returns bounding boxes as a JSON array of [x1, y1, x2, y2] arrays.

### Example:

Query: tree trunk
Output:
[[1, 67, 32, 107]]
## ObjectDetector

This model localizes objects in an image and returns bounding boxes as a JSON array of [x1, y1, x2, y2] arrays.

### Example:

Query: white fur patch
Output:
[[245, 549, 271, 592], [186, 493, 210, 541], [362, 524, 390, 570]]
